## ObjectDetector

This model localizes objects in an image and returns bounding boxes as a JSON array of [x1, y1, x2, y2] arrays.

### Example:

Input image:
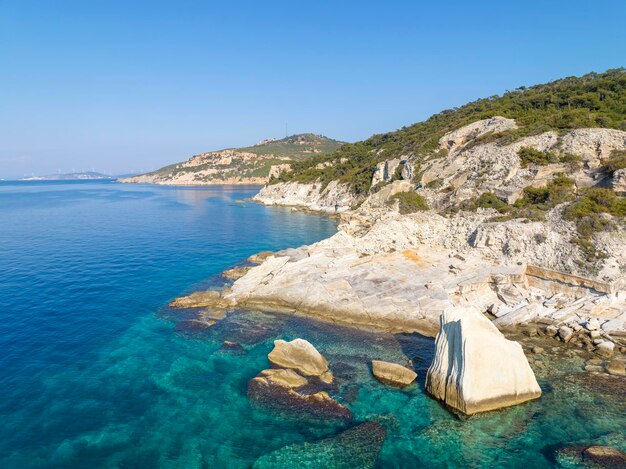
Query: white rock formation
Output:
[[253, 181, 357, 213], [425, 307, 542, 415], [438, 116, 518, 153], [268, 338, 333, 383], [242, 118, 626, 341], [371, 159, 402, 187], [371, 360, 417, 386]]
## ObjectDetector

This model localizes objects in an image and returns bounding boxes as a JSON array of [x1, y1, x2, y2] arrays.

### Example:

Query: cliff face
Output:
[[253, 181, 357, 213], [255, 120, 626, 281], [234, 116, 626, 347], [120, 134, 343, 186]]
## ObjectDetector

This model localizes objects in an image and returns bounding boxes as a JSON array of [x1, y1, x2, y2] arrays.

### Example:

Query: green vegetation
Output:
[[236, 134, 344, 160], [474, 193, 511, 213], [470, 178, 625, 260], [518, 147, 583, 168], [517, 174, 577, 208], [470, 175, 577, 222], [518, 147, 560, 167], [275, 69, 626, 194], [561, 188, 626, 260], [602, 149, 626, 175], [564, 188, 626, 237], [388, 192, 429, 214]]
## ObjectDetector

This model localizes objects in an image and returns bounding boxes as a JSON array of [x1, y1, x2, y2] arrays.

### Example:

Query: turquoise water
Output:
[[0, 181, 623, 468]]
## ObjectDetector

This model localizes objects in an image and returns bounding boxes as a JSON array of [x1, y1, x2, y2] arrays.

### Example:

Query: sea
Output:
[[0, 180, 623, 468]]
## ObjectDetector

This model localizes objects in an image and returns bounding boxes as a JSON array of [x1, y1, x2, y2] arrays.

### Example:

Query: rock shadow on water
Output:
[[253, 421, 387, 469], [393, 332, 436, 389]]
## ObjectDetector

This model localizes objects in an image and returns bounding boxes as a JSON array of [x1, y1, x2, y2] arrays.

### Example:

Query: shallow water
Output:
[[0, 181, 623, 468]]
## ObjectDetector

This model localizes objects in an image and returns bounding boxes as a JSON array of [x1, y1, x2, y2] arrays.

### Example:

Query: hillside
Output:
[[255, 69, 626, 281], [120, 134, 343, 186], [231, 69, 626, 359], [273, 69, 626, 195]]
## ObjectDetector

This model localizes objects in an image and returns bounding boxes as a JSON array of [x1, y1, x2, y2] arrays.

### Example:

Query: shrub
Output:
[[388, 192, 429, 214], [515, 174, 576, 209], [565, 188, 626, 219], [518, 147, 560, 167], [602, 150, 626, 176], [474, 193, 511, 213], [565, 188, 626, 240]]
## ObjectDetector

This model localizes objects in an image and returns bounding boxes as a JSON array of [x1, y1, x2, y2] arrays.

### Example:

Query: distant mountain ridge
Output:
[[120, 133, 344, 186], [20, 171, 114, 181]]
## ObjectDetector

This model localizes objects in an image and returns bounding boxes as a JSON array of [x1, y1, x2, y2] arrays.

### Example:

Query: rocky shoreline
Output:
[[165, 115, 625, 462]]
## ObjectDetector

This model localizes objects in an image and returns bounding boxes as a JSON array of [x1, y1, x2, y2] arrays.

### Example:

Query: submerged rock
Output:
[[248, 373, 351, 420], [371, 360, 417, 387], [268, 339, 333, 384], [218, 340, 245, 354], [248, 338, 349, 420], [556, 445, 626, 468], [253, 422, 386, 469], [425, 307, 541, 415], [221, 265, 251, 280], [169, 290, 232, 309], [247, 251, 275, 264], [174, 319, 215, 332], [605, 360, 625, 376]]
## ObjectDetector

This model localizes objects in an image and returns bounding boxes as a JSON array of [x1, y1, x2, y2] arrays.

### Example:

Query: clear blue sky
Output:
[[1, 0, 625, 178]]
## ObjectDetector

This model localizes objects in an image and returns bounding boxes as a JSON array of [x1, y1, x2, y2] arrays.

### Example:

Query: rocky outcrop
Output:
[[438, 116, 518, 153], [556, 445, 626, 469], [425, 307, 541, 415], [613, 168, 626, 193], [253, 181, 358, 213], [371, 360, 417, 387], [232, 235, 527, 335], [169, 290, 231, 309], [371, 159, 402, 187], [248, 339, 350, 420], [253, 422, 386, 469], [268, 163, 292, 180], [268, 339, 333, 383], [414, 122, 626, 210]]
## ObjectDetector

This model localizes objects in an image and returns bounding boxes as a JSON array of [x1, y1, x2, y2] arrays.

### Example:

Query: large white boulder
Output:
[[425, 307, 541, 415], [268, 338, 333, 383]]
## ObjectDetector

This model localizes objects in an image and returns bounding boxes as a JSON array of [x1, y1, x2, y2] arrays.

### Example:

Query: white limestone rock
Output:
[[253, 180, 357, 213], [371, 159, 402, 187], [268, 338, 333, 383], [438, 117, 518, 153], [425, 307, 541, 415]]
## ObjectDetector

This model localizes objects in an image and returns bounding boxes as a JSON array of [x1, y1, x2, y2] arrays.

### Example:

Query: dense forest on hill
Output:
[[273, 69, 626, 194]]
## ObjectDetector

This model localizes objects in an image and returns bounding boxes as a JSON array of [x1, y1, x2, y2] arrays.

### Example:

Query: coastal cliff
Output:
[[170, 70, 626, 419], [229, 70, 626, 349], [253, 180, 357, 213], [120, 134, 343, 186]]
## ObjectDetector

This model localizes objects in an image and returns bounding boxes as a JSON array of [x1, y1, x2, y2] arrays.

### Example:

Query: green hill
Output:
[[121, 133, 344, 185], [273, 68, 626, 194]]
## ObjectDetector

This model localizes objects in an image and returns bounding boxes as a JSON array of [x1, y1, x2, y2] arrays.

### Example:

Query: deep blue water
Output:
[[0, 181, 624, 468]]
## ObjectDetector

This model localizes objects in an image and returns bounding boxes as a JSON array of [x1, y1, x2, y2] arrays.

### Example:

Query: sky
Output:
[[1, 0, 625, 178]]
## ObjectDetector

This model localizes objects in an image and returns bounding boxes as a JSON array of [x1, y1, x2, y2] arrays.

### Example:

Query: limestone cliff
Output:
[[253, 180, 357, 213], [236, 117, 626, 343]]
